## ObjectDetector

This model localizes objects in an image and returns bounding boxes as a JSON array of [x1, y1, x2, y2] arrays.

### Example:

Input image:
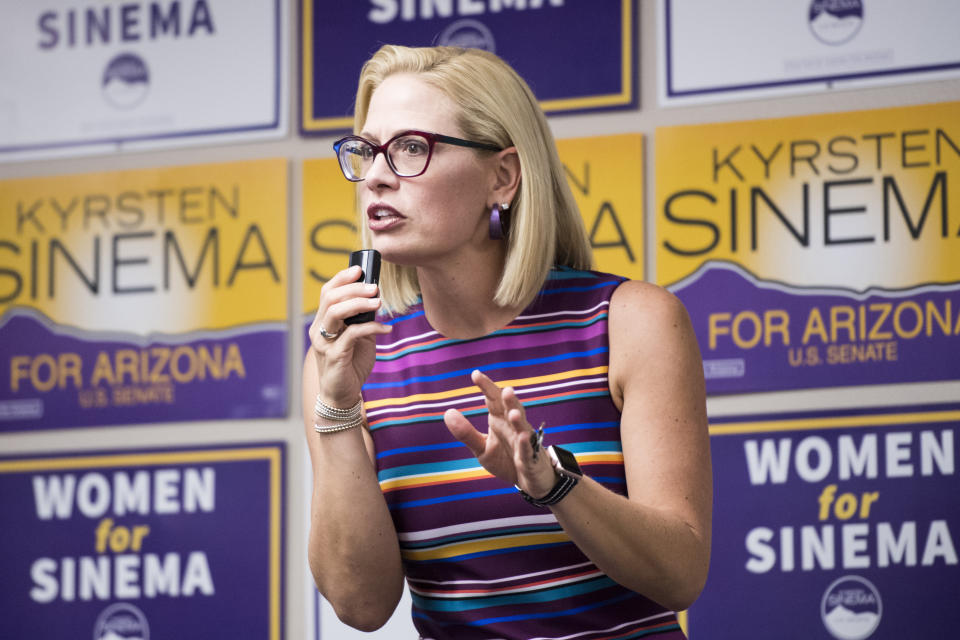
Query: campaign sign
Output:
[[0, 1, 285, 160], [302, 133, 644, 339], [660, 0, 960, 105], [300, 0, 637, 133], [688, 405, 959, 639], [0, 443, 285, 639], [655, 101, 960, 394], [0, 159, 288, 431]]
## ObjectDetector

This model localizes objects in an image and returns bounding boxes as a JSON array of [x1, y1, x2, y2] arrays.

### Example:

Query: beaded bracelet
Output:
[[313, 395, 364, 434], [314, 414, 365, 434], [314, 396, 362, 420]]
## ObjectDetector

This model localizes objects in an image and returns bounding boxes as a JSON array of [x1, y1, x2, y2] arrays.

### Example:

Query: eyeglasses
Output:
[[333, 129, 503, 182]]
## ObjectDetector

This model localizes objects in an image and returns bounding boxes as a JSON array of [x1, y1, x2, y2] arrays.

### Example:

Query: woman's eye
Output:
[[397, 139, 428, 155]]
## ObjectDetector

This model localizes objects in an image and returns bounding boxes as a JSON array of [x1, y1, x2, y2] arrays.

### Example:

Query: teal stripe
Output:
[[410, 576, 616, 612], [379, 441, 622, 481], [568, 441, 623, 454], [547, 268, 595, 280], [368, 407, 487, 432], [378, 457, 480, 482]]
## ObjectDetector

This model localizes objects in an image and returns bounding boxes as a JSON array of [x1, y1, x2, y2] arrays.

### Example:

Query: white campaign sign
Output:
[[659, 0, 960, 105], [0, 0, 285, 160]]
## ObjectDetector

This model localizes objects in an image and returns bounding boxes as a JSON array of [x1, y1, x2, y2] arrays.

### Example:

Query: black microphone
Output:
[[344, 249, 382, 325]]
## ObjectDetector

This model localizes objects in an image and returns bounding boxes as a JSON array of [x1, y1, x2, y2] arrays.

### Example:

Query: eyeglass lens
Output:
[[339, 133, 432, 180]]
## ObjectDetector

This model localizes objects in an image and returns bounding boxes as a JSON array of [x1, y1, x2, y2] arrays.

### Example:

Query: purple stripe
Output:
[[370, 321, 609, 375]]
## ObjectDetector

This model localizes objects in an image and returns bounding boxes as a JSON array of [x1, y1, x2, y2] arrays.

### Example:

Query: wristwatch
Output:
[[518, 445, 582, 508]]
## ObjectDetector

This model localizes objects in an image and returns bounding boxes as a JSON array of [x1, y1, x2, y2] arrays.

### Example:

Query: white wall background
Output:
[[2, 1, 959, 638]]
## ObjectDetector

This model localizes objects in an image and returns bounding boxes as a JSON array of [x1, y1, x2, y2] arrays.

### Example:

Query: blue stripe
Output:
[[549, 421, 619, 433], [367, 346, 609, 389], [592, 476, 627, 484], [411, 576, 616, 611], [381, 309, 425, 325], [389, 487, 516, 509], [376, 440, 462, 460]]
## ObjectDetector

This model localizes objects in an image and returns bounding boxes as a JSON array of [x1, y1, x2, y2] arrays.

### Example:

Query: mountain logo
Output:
[[437, 19, 496, 53], [93, 602, 150, 640], [820, 575, 882, 640], [808, 0, 864, 45], [102, 52, 150, 109]]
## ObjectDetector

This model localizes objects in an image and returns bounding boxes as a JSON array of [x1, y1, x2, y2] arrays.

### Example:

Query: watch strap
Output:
[[516, 473, 578, 508]]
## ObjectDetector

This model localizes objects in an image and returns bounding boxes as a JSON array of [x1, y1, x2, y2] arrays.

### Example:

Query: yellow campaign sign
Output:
[[0, 159, 289, 430], [302, 133, 644, 316], [654, 102, 960, 394], [656, 101, 960, 289], [0, 159, 287, 332]]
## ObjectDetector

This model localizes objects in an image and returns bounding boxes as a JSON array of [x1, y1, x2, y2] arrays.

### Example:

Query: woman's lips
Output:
[[367, 204, 405, 231]]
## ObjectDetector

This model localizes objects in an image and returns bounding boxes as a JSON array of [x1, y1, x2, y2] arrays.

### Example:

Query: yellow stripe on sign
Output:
[[709, 409, 960, 437]]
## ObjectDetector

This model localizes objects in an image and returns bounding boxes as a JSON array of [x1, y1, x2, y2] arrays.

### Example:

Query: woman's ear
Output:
[[491, 146, 521, 205]]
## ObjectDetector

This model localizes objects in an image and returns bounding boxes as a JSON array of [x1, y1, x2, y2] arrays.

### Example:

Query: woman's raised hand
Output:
[[444, 370, 557, 498]]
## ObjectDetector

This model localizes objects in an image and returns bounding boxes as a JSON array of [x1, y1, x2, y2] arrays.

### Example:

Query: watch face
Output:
[[550, 445, 582, 478]]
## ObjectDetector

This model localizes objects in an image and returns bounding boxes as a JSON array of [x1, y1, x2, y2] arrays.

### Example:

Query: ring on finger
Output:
[[319, 324, 342, 341]]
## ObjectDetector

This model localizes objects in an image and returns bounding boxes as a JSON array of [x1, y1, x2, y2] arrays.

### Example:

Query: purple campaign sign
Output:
[[670, 261, 960, 395], [301, 0, 637, 133], [689, 405, 959, 639], [0, 309, 286, 432], [0, 443, 285, 640]]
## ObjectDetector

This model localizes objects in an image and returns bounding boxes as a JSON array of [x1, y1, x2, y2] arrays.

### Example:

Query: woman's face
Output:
[[358, 73, 497, 267]]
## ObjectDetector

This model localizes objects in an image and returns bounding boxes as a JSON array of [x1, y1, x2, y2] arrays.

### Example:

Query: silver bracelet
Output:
[[314, 414, 365, 434], [314, 395, 363, 421]]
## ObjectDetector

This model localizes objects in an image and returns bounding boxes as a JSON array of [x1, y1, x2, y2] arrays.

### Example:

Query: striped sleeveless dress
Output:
[[363, 267, 685, 640]]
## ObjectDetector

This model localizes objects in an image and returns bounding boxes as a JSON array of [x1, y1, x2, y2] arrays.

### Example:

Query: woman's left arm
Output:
[[445, 281, 712, 612], [550, 280, 712, 611]]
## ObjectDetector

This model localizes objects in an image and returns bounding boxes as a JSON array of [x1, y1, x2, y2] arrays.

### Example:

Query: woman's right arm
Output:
[[302, 266, 403, 631]]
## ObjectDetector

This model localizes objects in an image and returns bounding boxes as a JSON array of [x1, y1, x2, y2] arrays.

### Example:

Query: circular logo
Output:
[[102, 52, 150, 109], [93, 602, 150, 640], [437, 19, 496, 52], [821, 575, 882, 640], [808, 0, 864, 45]]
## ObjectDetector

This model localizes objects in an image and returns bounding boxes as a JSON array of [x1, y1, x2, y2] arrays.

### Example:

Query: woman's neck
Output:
[[416, 246, 524, 340]]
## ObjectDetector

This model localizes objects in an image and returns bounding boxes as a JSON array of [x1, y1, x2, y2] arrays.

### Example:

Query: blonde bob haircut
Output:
[[353, 44, 592, 315]]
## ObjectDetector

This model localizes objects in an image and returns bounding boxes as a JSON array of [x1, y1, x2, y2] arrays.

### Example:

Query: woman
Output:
[[303, 44, 711, 639]]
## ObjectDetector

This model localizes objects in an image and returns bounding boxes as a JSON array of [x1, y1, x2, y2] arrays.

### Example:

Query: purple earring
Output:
[[489, 202, 510, 240]]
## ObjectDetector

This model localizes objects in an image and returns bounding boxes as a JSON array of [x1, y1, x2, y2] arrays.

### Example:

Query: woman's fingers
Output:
[[444, 408, 487, 458], [502, 388, 528, 431], [471, 370, 505, 418], [310, 265, 381, 349]]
